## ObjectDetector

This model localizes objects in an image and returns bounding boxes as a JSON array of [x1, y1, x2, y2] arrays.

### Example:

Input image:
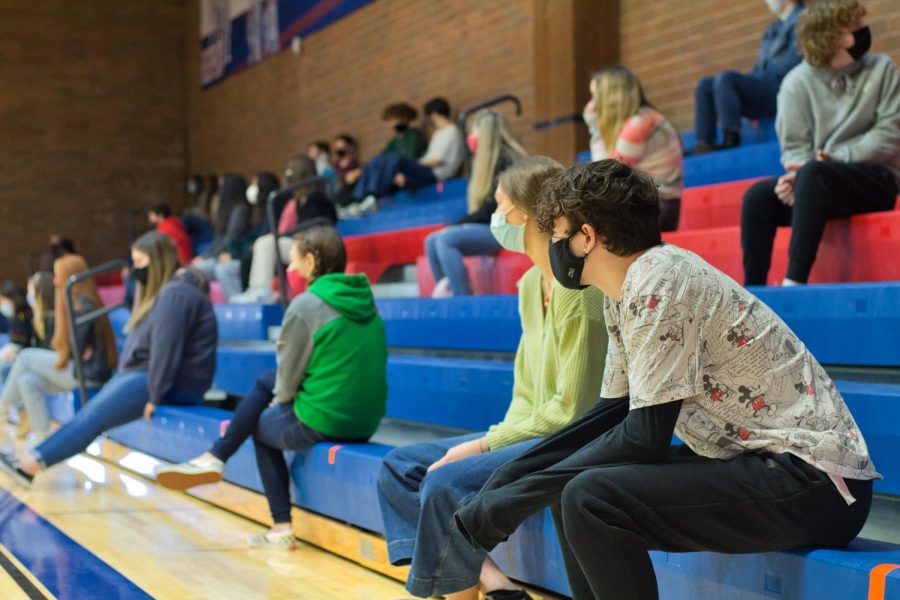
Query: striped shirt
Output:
[[589, 107, 684, 200]]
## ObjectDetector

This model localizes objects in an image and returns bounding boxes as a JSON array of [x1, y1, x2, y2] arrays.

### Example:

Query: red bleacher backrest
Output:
[[415, 255, 497, 296], [664, 209, 900, 285]]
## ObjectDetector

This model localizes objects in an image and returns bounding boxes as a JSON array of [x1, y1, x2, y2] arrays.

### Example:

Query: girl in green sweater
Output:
[[157, 226, 388, 549], [377, 157, 609, 600]]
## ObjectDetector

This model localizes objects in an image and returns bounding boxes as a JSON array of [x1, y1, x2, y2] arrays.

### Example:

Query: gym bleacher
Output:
[[25, 121, 897, 598]]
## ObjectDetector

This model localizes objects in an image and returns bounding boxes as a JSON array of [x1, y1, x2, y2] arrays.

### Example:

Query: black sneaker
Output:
[[0, 453, 33, 488], [483, 590, 533, 600]]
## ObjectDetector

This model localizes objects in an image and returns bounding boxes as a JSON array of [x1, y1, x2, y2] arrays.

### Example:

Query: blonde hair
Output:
[[127, 231, 180, 330], [798, 0, 867, 68], [467, 110, 528, 213], [28, 272, 54, 341], [498, 156, 565, 217], [591, 66, 648, 153]]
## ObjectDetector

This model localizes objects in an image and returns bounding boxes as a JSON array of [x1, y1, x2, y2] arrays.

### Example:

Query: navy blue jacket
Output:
[[753, 5, 804, 82], [119, 272, 217, 404]]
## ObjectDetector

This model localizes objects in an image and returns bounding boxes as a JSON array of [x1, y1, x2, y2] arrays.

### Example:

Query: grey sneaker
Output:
[[0, 452, 33, 488], [156, 456, 224, 491]]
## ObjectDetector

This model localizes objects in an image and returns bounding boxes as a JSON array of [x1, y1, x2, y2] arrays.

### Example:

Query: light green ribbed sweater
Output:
[[485, 267, 609, 450]]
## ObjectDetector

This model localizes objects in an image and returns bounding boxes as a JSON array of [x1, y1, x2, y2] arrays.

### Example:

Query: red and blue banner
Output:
[[200, 0, 374, 87]]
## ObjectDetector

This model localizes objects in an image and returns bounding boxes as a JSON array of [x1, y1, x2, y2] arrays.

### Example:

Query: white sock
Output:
[[782, 277, 801, 287]]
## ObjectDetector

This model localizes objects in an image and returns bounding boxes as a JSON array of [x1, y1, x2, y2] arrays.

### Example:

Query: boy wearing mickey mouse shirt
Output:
[[453, 159, 879, 600]]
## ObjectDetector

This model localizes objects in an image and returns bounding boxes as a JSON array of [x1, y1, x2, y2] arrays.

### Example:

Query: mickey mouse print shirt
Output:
[[600, 244, 879, 501]]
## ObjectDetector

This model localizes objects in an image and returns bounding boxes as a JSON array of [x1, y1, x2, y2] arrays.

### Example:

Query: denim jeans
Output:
[[425, 225, 501, 296], [0, 348, 77, 439], [353, 152, 436, 200], [694, 71, 779, 145], [377, 434, 541, 597], [34, 370, 204, 468], [209, 370, 330, 524], [213, 259, 243, 300]]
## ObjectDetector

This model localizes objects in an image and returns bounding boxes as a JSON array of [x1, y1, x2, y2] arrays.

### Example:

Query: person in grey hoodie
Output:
[[741, 0, 900, 286], [0, 232, 217, 486]]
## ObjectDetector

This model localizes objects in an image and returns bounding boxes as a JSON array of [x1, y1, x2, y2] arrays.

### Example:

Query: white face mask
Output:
[[0, 303, 14, 319], [246, 184, 259, 205], [582, 109, 598, 136], [26, 292, 35, 309], [764, 0, 785, 16]]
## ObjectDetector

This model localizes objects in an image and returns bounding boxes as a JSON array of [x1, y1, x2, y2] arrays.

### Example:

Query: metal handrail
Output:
[[64, 259, 128, 407], [456, 94, 523, 175], [266, 176, 328, 306]]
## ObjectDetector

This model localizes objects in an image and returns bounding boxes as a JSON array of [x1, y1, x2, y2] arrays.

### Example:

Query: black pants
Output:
[[455, 400, 873, 600], [740, 161, 897, 285], [659, 198, 680, 232]]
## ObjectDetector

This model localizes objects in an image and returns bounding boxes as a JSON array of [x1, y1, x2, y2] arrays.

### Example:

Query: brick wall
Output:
[[621, 0, 900, 131], [187, 0, 536, 177], [0, 0, 188, 281]]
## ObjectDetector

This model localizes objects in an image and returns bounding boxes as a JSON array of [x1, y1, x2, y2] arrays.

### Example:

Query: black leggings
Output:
[[740, 161, 897, 285], [455, 399, 873, 600]]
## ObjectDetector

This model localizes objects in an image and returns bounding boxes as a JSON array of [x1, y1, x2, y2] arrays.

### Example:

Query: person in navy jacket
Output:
[[0, 232, 217, 486], [693, 0, 804, 152]]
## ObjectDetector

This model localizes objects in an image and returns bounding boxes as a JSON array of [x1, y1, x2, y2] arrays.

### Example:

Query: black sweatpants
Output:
[[455, 399, 873, 600], [740, 160, 897, 285]]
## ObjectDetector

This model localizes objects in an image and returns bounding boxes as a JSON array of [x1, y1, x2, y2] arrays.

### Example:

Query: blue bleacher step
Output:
[[684, 140, 782, 186], [101, 403, 900, 599]]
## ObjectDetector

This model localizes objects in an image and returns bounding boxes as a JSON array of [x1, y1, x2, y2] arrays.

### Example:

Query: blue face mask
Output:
[[0, 303, 14, 319], [490, 209, 526, 253]]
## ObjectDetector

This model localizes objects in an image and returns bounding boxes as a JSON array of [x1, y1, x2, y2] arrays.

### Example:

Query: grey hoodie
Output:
[[776, 53, 900, 183]]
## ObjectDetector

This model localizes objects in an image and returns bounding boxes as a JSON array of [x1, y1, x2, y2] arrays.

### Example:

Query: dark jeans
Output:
[[659, 198, 680, 232], [353, 152, 437, 200], [454, 399, 873, 600], [741, 161, 897, 285], [695, 71, 779, 145], [210, 370, 359, 524]]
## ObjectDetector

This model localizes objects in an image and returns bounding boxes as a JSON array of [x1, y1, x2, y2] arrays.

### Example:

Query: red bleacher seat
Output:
[[679, 178, 762, 231], [344, 224, 443, 283], [663, 208, 900, 285], [415, 255, 497, 296], [494, 251, 533, 294]]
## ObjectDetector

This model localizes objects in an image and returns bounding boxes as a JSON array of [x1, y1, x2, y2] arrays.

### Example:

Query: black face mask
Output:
[[393, 123, 409, 133], [132, 265, 149, 286], [549, 235, 589, 290], [848, 26, 871, 61], [334, 148, 347, 158]]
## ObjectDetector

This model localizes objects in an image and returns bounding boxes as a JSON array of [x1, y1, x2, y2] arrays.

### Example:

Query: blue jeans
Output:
[[425, 225, 501, 296], [695, 71, 779, 145], [34, 370, 204, 468], [210, 370, 330, 524], [353, 152, 436, 200], [378, 434, 542, 597]]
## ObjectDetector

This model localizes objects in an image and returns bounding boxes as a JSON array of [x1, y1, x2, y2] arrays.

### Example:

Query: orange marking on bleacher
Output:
[[327, 445, 343, 465], [868, 563, 900, 600]]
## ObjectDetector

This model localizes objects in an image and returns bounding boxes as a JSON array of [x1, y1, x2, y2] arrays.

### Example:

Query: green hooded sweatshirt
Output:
[[270, 273, 387, 439]]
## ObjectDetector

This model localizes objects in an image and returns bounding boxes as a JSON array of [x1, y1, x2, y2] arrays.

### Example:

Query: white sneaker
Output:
[[248, 529, 297, 550], [156, 456, 224, 491], [338, 203, 363, 219], [230, 288, 275, 304], [431, 277, 453, 299], [358, 195, 378, 215]]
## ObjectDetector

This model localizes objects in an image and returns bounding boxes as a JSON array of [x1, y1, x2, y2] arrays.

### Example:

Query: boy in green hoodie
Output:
[[157, 227, 388, 549]]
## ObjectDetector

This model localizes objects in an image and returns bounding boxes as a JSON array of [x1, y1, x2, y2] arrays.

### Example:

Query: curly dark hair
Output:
[[382, 103, 418, 122], [797, 0, 866, 68], [536, 159, 662, 256]]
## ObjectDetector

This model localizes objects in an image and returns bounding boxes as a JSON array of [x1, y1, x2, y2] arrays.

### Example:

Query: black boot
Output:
[[717, 129, 741, 150]]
